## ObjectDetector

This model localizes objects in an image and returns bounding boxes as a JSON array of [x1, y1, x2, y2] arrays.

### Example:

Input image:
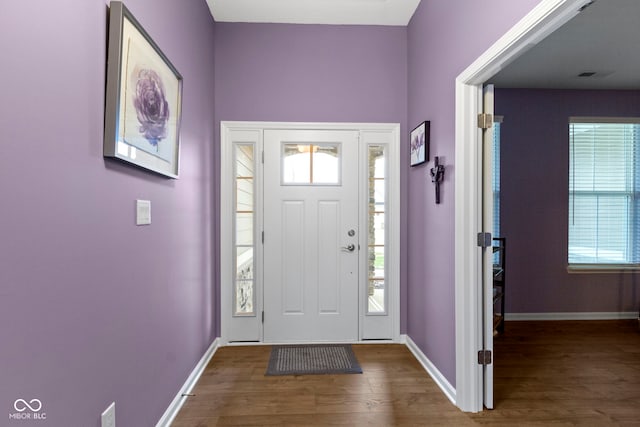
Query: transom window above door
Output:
[[282, 143, 341, 185]]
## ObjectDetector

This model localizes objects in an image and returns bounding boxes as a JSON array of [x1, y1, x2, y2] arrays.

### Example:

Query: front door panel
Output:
[[263, 129, 359, 342]]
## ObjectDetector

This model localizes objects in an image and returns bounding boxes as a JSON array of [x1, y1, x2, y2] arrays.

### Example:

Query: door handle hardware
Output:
[[341, 244, 356, 252]]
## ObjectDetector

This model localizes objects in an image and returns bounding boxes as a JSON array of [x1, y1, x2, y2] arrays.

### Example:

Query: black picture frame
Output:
[[410, 121, 430, 166], [104, 1, 183, 178]]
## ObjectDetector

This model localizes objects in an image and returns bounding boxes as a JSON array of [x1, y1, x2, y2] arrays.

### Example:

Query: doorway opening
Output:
[[454, 0, 591, 413]]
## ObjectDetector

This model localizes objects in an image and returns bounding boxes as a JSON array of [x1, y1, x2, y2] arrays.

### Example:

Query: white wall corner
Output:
[[405, 335, 456, 405], [156, 338, 221, 427]]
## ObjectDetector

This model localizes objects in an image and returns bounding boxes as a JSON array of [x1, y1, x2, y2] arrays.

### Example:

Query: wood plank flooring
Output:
[[172, 320, 640, 426]]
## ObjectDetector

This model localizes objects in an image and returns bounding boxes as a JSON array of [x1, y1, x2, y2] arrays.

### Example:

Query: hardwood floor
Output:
[[485, 320, 640, 426], [172, 320, 640, 426]]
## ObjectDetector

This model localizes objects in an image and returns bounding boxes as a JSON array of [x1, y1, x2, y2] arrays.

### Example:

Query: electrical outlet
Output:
[[101, 402, 115, 427]]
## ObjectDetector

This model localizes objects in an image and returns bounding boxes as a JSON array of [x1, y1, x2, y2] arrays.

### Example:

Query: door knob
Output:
[[341, 244, 356, 252]]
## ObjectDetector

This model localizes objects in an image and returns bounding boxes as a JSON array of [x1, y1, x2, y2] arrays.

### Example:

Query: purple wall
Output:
[[496, 88, 640, 314], [6, 2, 614, 423], [406, 0, 540, 385], [214, 22, 409, 330], [0, 1, 216, 425], [215, 23, 407, 124]]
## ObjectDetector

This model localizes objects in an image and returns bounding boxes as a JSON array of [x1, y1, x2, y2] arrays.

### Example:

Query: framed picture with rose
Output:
[[410, 121, 429, 167], [104, 1, 183, 178]]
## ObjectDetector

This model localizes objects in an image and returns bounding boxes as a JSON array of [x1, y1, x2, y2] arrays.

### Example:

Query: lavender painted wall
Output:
[[406, 0, 540, 385], [0, 1, 216, 425], [496, 88, 640, 314], [214, 22, 409, 330]]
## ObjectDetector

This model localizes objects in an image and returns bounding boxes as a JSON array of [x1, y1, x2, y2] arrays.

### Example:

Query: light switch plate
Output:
[[136, 200, 151, 225], [101, 402, 115, 427]]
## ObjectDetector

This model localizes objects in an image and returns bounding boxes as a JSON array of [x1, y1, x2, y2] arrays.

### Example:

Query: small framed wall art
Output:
[[104, 1, 183, 178], [410, 121, 430, 167]]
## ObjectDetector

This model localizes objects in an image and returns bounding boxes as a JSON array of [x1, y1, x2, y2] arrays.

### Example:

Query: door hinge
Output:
[[477, 113, 493, 130], [262, 231, 264, 244], [261, 311, 264, 323], [261, 151, 264, 164], [478, 350, 492, 365], [477, 232, 492, 248]]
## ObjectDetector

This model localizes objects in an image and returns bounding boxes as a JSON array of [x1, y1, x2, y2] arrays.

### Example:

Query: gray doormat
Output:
[[266, 344, 362, 376]]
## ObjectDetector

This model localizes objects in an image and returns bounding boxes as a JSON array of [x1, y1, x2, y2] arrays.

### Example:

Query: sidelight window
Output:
[[367, 145, 387, 314], [234, 144, 256, 315]]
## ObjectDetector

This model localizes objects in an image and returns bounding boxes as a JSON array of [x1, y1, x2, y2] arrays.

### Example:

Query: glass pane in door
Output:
[[234, 144, 255, 316], [367, 145, 386, 314]]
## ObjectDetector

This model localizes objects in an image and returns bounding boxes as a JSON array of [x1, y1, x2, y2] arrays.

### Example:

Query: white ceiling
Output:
[[490, 0, 640, 89], [206, 0, 640, 89], [206, 0, 421, 26]]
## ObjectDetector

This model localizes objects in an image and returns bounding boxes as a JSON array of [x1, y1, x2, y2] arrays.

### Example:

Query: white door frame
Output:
[[454, 0, 590, 412], [220, 121, 400, 345]]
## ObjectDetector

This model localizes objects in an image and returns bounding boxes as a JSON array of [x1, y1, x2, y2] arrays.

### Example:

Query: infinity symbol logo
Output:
[[14, 399, 42, 412]]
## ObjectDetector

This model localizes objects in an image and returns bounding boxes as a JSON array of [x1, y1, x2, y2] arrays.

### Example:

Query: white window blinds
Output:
[[492, 121, 501, 239], [568, 118, 640, 265]]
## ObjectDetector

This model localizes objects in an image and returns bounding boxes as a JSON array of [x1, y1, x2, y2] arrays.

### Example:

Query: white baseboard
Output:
[[156, 338, 221, 427], [404, 335, 456, 405], [505, 312, 639, 321]]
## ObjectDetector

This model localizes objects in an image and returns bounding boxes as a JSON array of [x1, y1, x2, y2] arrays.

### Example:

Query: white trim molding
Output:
[[226, 339, 402, 347], [156, 338, 221, 427], [454, 0, 592, 413], [505, 312, 639, 321], [405, 335, 456, 405]]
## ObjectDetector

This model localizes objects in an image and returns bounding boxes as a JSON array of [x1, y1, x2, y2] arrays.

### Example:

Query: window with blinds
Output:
[[492, 121, 501, 239], [568, 118, 640, 267]]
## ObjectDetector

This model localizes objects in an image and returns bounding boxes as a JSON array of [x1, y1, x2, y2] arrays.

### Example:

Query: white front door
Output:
[[263, 129, 359, 342]]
